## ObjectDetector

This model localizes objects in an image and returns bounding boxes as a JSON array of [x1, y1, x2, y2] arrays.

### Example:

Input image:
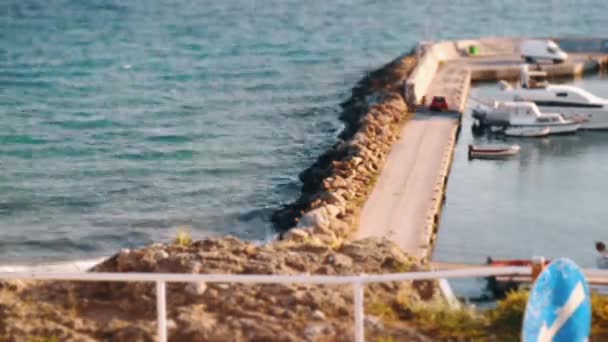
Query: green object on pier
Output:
[[469, 45, 479, 56]]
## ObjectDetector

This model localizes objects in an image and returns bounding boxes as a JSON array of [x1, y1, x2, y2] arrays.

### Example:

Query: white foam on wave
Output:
[[0, 257, 108, 273], [0, 232, 278, 274]]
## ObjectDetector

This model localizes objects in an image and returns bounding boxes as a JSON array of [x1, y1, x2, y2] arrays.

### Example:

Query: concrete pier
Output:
[[357, 113, 458, 260], [357, 37, 608, 261]]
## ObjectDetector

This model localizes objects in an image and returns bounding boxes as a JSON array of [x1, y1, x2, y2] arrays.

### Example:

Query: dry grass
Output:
[[399, 289, 608, 341], [173, 227, 193, 247], [367, 301, 398, 321], [28, 337, 59, 342]]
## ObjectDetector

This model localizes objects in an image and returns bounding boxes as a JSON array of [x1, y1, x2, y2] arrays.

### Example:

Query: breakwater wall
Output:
[[422, 123, 459, 258], [272, 53, 418, 242], [274, 36, 608, 251], [405, 41, 462, 105]]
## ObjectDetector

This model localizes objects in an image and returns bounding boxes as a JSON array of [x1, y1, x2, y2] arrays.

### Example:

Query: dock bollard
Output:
[[531, 256, 546, 282]]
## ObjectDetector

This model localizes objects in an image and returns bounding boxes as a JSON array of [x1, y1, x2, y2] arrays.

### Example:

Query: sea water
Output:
[[1, 0, 607, 262]]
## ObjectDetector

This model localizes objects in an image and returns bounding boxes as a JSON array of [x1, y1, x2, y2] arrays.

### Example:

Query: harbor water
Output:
[[434, 75, 608, 272], [2, 0, 608, 262]]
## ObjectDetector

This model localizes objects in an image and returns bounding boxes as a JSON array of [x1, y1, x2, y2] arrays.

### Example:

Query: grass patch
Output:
[[591, 291, 608, 337], [328, 235, 344, 250], [486, 289, 528, 339], [408, 297, 487, 340], [28, 337, 59, 342], [367, 301, 398, 321], [394, 261, 413, 273], [375, 337, 396, 342], [173, 227, 193, 246], [401, 289, 608, 341]]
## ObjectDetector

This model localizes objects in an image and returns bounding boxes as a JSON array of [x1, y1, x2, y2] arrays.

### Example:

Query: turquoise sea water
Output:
[[1, 0, 608, 262]]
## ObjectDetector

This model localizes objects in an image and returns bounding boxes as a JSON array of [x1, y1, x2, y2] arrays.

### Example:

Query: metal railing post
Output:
[[354, 281, 364, 342], [156, 281, 167, 342]]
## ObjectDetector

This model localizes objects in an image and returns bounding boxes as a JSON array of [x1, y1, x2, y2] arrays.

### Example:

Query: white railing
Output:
[[0, 267, 537, 342], [11, 267, 608, 341]]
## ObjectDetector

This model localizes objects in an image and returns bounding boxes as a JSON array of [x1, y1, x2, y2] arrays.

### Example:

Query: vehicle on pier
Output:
[[520, 39, 568, 64], [429, 96, 448, 112]]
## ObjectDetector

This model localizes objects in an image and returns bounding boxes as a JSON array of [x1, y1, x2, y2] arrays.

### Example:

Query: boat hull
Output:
[[536, 105, 608, 130], [506, 122, 580, 135], [468, 144, 520, 159], [473, 102, 582, 134], [546, 122, 581, 134], [504, 127, 550, 137]]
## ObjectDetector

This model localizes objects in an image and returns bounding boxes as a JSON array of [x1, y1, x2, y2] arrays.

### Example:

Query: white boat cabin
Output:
[[510, 64, 608, 108], [494, 101, 567, 125], [497, 65, 608, 129]]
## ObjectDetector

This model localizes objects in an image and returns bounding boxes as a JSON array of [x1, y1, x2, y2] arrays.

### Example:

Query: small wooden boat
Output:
[[468, 144, 520, 159]]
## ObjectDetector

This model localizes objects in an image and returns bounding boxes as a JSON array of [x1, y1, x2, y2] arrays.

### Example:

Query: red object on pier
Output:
[[486, 258, 551, 267], [429, 96, 448, 112]]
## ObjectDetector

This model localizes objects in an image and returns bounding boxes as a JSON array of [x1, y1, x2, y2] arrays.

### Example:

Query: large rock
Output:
[[324, 253, 353, 269], [111, 327, 154, 342], [283, 228, 311, 243], [304, 323, 335, 342], [297, 207, 331, 229], [311, 190, 346, 207], [185, 282, 207, 296], [296, 204, 341, 230], [324, 204, 341, 218]]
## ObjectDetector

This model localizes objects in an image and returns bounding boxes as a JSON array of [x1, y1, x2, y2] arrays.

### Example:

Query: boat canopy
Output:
[[546, 84, 608, 104]]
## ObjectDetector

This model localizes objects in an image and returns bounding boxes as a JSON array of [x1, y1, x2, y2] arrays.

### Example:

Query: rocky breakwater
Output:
[[0, 237, 437, 341], [272, 53, 418, 242]]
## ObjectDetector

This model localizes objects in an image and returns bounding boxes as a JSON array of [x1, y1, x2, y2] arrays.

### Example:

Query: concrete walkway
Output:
[[425, 64, 471, 113], [357, 113, 458, 259]]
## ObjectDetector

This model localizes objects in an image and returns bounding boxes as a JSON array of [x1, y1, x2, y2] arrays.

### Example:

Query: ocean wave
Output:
[[45, 118, 124, 130], [113, 149, 197, 161], [0, 134, 50, 145], [144, 134, 194, 143], [0, 257, 106, 273]]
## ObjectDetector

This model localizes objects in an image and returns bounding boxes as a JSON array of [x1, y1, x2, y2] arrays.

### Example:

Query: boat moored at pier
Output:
[[499, 65, 608, 129], [473, 101, 581, 135], [468, 144, 520, 159]]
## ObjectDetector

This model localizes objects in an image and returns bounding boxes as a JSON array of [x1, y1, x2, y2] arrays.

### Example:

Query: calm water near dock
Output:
[[434, 75, 608, 275], [2, 0, 608, 263]]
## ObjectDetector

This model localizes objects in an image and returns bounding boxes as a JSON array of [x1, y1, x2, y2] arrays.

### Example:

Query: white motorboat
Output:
[[473, 101, 580, 135], [499, 65, 608, 129], [468, 144, 520, 159]]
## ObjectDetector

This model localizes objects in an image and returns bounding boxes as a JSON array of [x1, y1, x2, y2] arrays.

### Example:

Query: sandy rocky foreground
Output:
[[0, 237, 436, 341], [0, 53, 436, 341]]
